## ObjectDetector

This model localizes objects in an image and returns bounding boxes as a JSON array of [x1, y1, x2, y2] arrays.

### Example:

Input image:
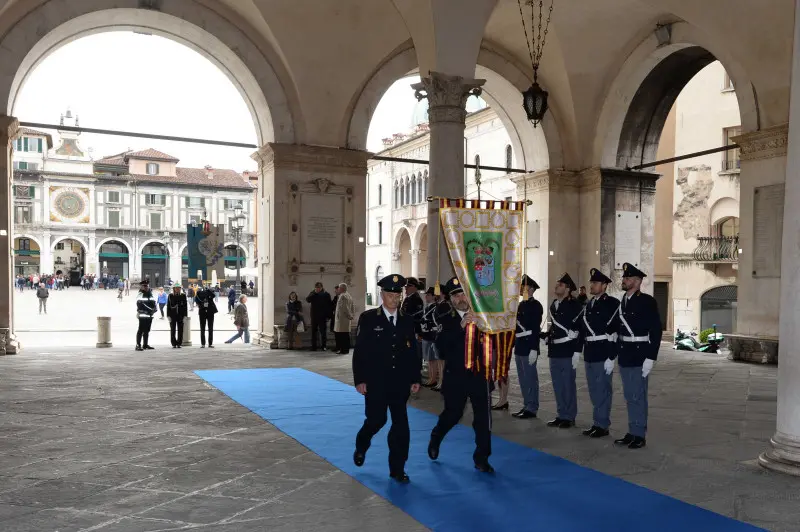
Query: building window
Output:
[[505, 145, 513, 173], [145, 194, 166, 206], [423, 171, 428, 200], [378, 221, 383, 245], [378, 184, 382, 206], [505, 196, 513, 202], [723, 71, 734, 91], [223, 199, 243, 210], [417, 175, 423, 203], [107, 191, 120, 203], [723, 126, 742, 171], [55, 242, 64, 250], [107, 210, 121, 228], [146, 163, 159, 175], [13, 185, 35, 199], [394, 182, 399, 208], [14, 205, 31, 224], [186, 197, 206, 208], [189, 214, 201, 225], [18, 238, 30, 250], [150, 212, 162, 230], [716, 217, 740, 237], [400, 180, 406, 206], [12, 161, 37, 171]]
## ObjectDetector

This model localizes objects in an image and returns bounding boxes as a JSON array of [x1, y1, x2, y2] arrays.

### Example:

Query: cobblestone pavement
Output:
[[0, 343, 794, 531], [13, 288, 258, 348]]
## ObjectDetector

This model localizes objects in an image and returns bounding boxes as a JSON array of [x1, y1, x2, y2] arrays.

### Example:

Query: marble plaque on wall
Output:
[[753, 184, 784, 278], [614, 210, 641, 269], [300, 193, 344, 264]]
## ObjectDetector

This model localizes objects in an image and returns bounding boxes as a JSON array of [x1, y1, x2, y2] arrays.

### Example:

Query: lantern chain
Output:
[[518, 0, 554, 83]]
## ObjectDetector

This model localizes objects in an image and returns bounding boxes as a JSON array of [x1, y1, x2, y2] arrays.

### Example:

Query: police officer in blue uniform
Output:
[[427, 276, 494, 473], [613, 263, 663, 449], [542, 272, 582, 428], [353, 274, 421, 483], [512, 274, 544, 419], [574, 268, 620, 438]]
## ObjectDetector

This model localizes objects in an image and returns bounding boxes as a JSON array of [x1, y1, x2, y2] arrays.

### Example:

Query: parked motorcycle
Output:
[[673, 325, 725, 353]]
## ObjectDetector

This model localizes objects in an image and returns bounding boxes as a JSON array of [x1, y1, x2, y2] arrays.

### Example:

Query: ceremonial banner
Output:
[[439, 199, 526, 380], [187, 222, 225, 284]]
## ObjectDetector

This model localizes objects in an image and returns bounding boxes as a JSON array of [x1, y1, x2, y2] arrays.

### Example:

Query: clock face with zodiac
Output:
[[50, 187, 90, 223]]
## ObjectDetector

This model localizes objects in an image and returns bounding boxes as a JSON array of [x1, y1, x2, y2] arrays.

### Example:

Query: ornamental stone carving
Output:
[[0, 115, 18, 142], [391, 251, 402, 261], [412, 71, 485, 125], [733, 124, 789, 161]]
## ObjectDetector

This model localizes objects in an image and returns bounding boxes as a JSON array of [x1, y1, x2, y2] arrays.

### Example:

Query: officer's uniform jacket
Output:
[[136, 291, 157, 319], [194, 288, 218, 315], [433, 302, 481, 374], [418, 302, 440, 342], [614, 290, 663, 367], [514, 296, 544, 356], [401, 291, 425, 335], [575, 293, 620, 362], [352, 307, 421, 389], [543, 297, 582, 358]]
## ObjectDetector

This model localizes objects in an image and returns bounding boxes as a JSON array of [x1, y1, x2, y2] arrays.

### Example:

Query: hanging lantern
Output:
[[517, 0, 554, 128]]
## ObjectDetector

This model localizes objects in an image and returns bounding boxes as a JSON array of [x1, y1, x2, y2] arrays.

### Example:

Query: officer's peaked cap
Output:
[[378, 274, 406, 293], [444, 276, 464, 295], [521, 274, 540, 290], [589, 268, 612, 284], [621, 263, 647, 279], [557, 272, 577, 292]]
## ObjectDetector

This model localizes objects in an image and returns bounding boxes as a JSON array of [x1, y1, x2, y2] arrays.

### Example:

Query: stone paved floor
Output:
[[0, 343, 795, 531]]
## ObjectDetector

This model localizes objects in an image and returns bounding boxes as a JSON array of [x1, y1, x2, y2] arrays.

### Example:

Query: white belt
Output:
[[621, 335, 650, 343], [552, 336, 575, 345], [516, 331, 532, 338], [585, 334, 610, 342]]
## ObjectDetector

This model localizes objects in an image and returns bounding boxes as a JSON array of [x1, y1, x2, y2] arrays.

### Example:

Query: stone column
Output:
[[412, 72, 484, 285], [0, 116, 19, 353], [41, 231, 52, 274], [251, 143, 369, 348], [758, 0, 800, 476], [182, 315, 192, 346], [410, 248, 421, 277]]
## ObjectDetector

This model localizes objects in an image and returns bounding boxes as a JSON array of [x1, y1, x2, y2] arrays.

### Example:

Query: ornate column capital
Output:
[[0, 115, 18, 142], [412, 71, 485, 125], [733, 124, 789, 161], [409, 249, 423, 256], [391, 251, 402, 261]]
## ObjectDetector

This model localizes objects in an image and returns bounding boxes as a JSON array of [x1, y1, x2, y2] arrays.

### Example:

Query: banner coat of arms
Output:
[[438, 198, 526, 381]]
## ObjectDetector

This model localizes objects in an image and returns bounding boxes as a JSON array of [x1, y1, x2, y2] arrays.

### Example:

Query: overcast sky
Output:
[[15, 32, 424, 170]]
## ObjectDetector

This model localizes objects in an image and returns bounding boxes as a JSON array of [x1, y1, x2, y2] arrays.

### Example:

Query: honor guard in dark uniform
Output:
[[512, 275, 544, 419], [613, 263, 663, 449], [574, 268, 620, 438], [401, 277, 425, 339], [427, 277, 494, 473], [352, 274, 421, 483], [542, 272, 582, 428]]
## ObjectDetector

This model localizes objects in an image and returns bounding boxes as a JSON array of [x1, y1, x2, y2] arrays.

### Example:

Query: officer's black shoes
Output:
[[558, 419, 574, 429], [614, 433, 635, 445], [135, 346, 143, 351], [353, 450, 365, 467], [589, 428, 610, 438], [628, 437, 646, 449], [390, 471, 410, 484], [491, 402, 509, 411], [474, 462, 495, 473], [512, 409, 536, 419], [143, 345, 155, 350], [546, 418, 564, 427], [582, 426, 600, 436], [427, 439, 440, 460]]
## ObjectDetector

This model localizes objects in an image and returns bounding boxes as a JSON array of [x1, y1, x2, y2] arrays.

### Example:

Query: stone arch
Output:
[[344, 43, 567, 171], [393, 226, 412, 252], [593, 21, 759, 170], [13, 233, 43, 250], [709, 197, 739, 226], [0, 2, 301, 145], [139, 238, 172, 256], [51, 235, 87, 251], [95, 237, 131, 255], [412, 222, 427, 250], [223, 242, 248, 256]]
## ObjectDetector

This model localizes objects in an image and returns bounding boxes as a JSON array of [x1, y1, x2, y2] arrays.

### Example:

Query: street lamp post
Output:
[[232, 205, 247, 298], [162, 231, 170, 287]]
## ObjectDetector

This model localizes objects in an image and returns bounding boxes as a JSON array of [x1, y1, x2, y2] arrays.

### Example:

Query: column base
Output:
[[759, 431, 800, 476], [0, 328, 19, 355], [96, 342, 113, 348], [252, 330, 275, 349]]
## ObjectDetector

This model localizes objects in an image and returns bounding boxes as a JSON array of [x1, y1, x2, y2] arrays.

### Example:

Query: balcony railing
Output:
[[693, 235, 739, 262], [721, 158, 741, 171]]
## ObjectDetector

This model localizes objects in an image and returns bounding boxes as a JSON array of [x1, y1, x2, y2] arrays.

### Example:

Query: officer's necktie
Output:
[[389, 316, 395, 327]]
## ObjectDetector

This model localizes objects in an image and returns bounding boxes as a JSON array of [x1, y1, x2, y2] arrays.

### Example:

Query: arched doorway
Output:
[[701, 285, 738, 334], [13, 236, 40, 276], [53, 238, 85, 286], [396, 229, 412, 277], [98, 240, 129, 279], [141, 242, 169, 287]]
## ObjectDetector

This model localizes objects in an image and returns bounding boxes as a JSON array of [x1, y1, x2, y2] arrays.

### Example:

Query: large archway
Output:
[[140, 241, 169, 287], [13, 234, 42, 277], [52, 237, 86, 286], [98, 239, 130, 279]]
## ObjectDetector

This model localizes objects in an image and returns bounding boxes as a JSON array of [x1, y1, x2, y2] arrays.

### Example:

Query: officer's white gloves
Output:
[[604, 358, 615, 375], [572, 353, 580, 369], [642, 358, 654, 378], [528, 351, 538, 366]]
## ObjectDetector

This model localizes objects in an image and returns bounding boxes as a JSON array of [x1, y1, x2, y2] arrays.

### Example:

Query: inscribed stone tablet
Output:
[[614, 210, 641, 269], [753, 184, 784, 278], [300, 194, 344, 264]]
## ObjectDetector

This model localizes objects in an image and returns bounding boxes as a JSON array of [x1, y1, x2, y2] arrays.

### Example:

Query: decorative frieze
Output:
[[733, 124, 789, 161], [253, 143, 369, 176]]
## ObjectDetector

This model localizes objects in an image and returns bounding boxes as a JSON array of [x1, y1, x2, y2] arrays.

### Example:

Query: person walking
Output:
[[227, 286, 237, 313], [225, 295, 251, 344], [195, 282, 218, 348], [135, 280, 157, 351], [574, 268, 620, 438], [157, 287, 167, 319], [613, 263, 663, 449], [36, 282, 49, 314], [117, 278, 124, 301], [124, 278, 130, 296], [306, 282, 333, 351], [353, 274, 421, 484], [333, 283, 355, 354], [427, 276, 494, 473], [167, 283, 188, 348]]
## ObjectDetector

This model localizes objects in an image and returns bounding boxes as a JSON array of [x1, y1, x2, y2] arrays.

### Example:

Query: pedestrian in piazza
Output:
[[135, 280, 157, 351]]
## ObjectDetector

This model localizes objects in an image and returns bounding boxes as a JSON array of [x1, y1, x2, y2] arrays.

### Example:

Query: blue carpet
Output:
[[195, 367, 763, 532]]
